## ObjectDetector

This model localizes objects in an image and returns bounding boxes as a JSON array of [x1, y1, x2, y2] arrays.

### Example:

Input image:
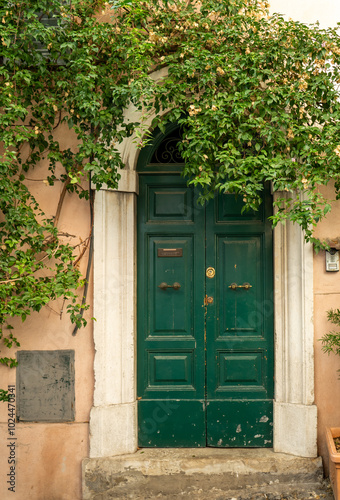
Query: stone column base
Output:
[[273, 401, 317, 457], [89, 402, 137, 458]]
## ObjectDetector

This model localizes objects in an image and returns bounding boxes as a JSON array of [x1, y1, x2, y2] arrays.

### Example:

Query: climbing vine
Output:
[[1, 0, 340, 399]]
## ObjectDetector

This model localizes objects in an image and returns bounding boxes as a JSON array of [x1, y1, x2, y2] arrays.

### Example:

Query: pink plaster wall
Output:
[[314, 184, 340, 473], [0, 140, 94, 499]]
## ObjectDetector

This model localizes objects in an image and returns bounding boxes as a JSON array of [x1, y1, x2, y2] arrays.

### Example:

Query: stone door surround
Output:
[[89, 111, 317, 458]]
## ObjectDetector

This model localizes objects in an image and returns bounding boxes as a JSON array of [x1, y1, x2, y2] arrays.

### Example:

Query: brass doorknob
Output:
[[228, 282, 252, 290], [204, 295, 214, 305], [206, 267, 215, 278], [158, 282, 181, 290]]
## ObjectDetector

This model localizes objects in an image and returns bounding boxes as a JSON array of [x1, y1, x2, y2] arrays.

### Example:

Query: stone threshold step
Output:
[[82, 449, 327, 500]]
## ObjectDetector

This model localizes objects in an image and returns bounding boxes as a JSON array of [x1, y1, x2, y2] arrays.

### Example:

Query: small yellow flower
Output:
[[298, 79, 308, 91], [216, 67, 225, 76], [188, 104, 201, 116], [211, 105, 218, 111]]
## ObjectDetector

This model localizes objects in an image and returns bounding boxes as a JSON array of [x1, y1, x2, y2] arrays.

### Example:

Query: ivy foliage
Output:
[[1, 0, 340, 394], [321, 309, 340, 376]]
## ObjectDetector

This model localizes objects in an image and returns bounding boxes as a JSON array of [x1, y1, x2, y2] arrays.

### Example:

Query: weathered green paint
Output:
[[137, 175, 206, 447], [206, 401, 273, 447], [137, 132, 273, 448], [138, 400, 206, 447], [205, 189, 274, 447]]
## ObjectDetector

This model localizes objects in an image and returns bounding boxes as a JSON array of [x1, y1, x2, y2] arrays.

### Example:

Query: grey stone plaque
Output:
[[16, 350, 75, 422]]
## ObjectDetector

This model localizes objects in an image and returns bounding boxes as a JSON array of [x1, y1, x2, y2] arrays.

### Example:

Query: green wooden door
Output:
[[137, 174, 273, 448]]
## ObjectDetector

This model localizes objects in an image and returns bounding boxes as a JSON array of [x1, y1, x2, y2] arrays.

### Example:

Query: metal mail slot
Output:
[[158, 248, 183, 257]]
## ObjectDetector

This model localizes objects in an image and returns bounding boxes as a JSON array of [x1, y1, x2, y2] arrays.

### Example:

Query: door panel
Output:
[[219, 236, 263, 335], [138, 400, 206, 447], [206, 400, 273, 447], [216, 193, 264, 222], [138, 175, 206, 446], [151, 237, 193, 335], [147, 185, 196, 222], [205, 190, 274, 446], [137, 174, 273, 448]]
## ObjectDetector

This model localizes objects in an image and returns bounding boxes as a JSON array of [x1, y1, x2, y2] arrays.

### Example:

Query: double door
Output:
[[137, 174, 273, 447]]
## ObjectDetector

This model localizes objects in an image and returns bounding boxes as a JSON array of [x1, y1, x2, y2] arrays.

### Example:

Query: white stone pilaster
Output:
[[273, 402, 317, 457], [90, 178, 138, 458], [90, 403, 137, 457], [273, 192, 317, 457]]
